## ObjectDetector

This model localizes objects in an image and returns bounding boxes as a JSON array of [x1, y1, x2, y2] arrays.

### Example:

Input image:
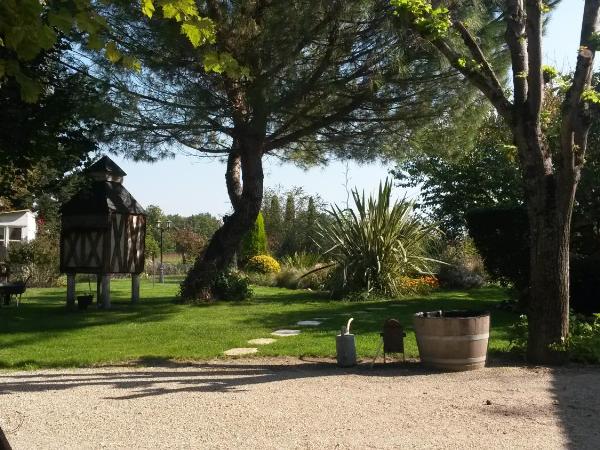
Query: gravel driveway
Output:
[[1, 358, 599, 449]]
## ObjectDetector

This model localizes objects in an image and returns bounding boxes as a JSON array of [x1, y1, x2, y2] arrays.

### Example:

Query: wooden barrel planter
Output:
[[413, 310, 490, 371]]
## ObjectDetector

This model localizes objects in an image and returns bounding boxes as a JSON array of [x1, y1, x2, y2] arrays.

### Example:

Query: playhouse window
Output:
[[9, 228, 22, 242]]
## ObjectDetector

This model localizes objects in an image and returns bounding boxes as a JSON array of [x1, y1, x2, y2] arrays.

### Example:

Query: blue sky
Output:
[[114, 1, 589, 217]]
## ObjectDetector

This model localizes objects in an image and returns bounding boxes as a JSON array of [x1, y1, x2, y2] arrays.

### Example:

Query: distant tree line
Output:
[[144, 205, 221, 263]]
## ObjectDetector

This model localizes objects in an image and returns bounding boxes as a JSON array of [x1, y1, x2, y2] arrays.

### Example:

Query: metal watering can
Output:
[[336, 318, 357, 367]]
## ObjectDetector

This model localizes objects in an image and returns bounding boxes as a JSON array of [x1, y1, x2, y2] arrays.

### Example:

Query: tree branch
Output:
[[560, 0, 600, 173], [525, 1, 543, 120], [505, 0, 528, 110], [453, 21, 506, 99], [429, 37, 513, 122]]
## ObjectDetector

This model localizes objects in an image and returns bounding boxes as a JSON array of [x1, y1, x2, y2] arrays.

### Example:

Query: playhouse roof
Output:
[[87, 156, 127, 177], [61, 181, 145, 215], [61, 155, 144, 216]]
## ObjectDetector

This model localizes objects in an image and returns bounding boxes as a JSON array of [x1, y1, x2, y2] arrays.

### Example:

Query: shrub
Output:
[[240, 212, 268, 261], [465, 207, 529, 293], [8, 233, 61, 287], [317, 179, 440, 297], [397, 275, 440, 295], [244, 271, 277, 287], [212, 271, 253, 301], [466, 207, 600, 314], [435, 238, 486, 289], [246, 255, 281, 274], [275, 267, 302, 289], [280, 252, 321, 269], [570, 255, 600, 315], [297, 264, 331, 290], [509, 313, 600, 363], [272, 263, 331, 291]]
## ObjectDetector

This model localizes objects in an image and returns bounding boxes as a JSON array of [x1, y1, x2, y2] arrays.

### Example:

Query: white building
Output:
[[0, 210, 37, 252]]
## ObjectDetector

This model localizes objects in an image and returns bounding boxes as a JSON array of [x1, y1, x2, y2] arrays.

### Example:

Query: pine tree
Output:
[[264, 195, 283, 252], [284, 195, 296, 230], [303, 197, 318, 253]]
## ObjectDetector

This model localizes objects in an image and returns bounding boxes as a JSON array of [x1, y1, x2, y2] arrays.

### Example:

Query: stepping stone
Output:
[[224, 347, 258, 356], [247, 338, 277, 345], [271, 329, 301, 337], [297, 320, 321, 326]]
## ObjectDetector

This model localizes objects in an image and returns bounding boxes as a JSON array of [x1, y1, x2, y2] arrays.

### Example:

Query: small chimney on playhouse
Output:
[[87, 155, 127, 183]]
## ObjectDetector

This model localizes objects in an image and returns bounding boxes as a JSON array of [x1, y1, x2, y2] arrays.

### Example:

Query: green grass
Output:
[[0, 278, 518, 369]]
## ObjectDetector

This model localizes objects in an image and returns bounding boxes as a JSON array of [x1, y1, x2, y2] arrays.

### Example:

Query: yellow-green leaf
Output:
[[105, 41, 122, 63], [122, 55, 142, 72], [202, 52, 223, 73], [161, 4, 181, 21], [141, 0, 155, 18], [181, 23, 202, 47], [76, 12, 99, 34]]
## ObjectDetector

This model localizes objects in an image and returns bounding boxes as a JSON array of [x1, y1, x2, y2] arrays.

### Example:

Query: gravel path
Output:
[[1, 359, 599, 449]]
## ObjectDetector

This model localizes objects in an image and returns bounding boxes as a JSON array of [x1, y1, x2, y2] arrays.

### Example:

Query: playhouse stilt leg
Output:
[[131, 274, 140, 304], [102, 275, 111, 309], [96, 276, 102, 306], [67, 274, 76, 309]]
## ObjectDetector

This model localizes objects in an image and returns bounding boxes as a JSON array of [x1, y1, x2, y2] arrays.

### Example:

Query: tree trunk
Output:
[[180, 137, 264, 300], [516, 126, 575, 364], [525, 195, 572, 363]]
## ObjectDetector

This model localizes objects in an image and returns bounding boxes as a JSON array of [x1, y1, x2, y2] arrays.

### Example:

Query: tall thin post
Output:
[[101, 274, 111, 309], [159, 225, 164, 283], [66, 273, 76, 309], [131, 274, 140, 304], [96, 276, 102, 306]]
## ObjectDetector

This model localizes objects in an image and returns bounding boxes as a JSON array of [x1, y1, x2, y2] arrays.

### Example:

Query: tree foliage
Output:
[[0, 0, 216, 102], [0, 42, 117, 212], [394, 114, 522, 236], [262, 187, 328, 257], [174, 228, 206, 264]]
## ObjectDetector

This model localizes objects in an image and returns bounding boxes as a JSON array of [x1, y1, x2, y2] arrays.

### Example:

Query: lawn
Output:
[[0, 277, 518, 369]]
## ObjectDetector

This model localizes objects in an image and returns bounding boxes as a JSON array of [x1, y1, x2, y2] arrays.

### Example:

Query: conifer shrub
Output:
[[240, 212, 268, 262]]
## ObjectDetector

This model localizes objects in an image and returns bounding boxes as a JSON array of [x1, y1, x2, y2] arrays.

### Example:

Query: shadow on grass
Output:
[[242, 287, 518, 338], [0, 295, 180, 354]]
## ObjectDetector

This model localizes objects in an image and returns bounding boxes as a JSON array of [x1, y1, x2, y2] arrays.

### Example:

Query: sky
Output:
[[113, 1, 589, 218]]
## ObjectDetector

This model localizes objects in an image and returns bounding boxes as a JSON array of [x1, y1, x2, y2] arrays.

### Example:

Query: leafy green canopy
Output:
[[393, 114, 523, 236], [393, 74, 600, 241], [0, 42, 117, 213], [0, 0, 216, 102], [84, 1, 492, 165]]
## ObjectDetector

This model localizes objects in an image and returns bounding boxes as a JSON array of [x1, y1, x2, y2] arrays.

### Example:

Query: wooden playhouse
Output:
[[60, 156, 146, 308]]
